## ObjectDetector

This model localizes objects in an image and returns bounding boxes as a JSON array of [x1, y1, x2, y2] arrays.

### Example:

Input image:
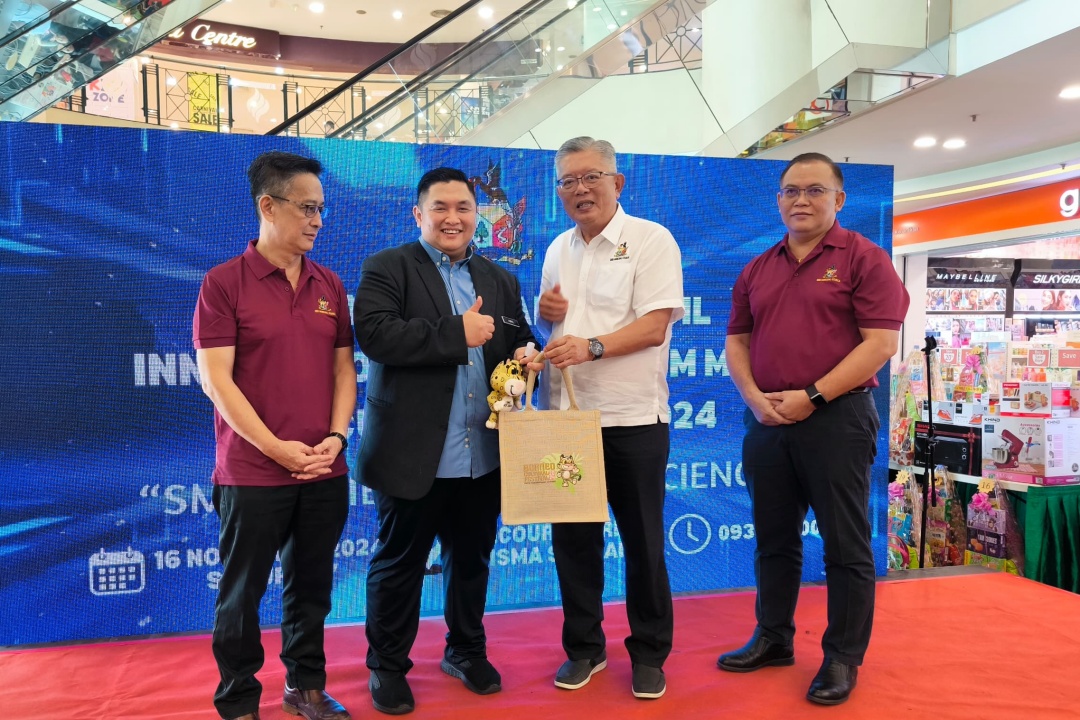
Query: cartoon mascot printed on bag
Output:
[[557, 453, 582, 487]]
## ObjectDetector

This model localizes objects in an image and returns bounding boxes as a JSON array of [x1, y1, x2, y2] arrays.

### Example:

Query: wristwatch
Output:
[[329, 431, 348, 451], [587, 337, 605, 361], [805, 384, 828, 408]]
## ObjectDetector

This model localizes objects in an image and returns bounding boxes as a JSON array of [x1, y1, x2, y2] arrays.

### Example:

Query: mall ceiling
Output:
[[758, 25, 1080, 211], [203, 1, 1080, 210], [203, 0, 497, 44]]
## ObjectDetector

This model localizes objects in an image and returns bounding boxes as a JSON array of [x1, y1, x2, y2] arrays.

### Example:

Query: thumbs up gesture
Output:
[[539, 282, 569, 323], [464, 296, 495, 348]]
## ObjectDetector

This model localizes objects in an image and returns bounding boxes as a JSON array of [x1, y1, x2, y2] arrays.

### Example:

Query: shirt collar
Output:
[[572, 204, 627, 248], [777, 220, 848, 259], [420, 237, 474, 266], [244, 239, 313, 283]]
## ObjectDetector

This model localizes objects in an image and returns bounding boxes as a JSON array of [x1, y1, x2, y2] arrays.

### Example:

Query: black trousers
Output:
[[211, 476, 349, 719], [365, 470, 501, 674], [552, 422, 673, 668], [742, 393, 879, 666]]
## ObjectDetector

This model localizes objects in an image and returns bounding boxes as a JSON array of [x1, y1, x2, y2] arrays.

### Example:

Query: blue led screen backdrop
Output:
[[0, 123, 894, 645]]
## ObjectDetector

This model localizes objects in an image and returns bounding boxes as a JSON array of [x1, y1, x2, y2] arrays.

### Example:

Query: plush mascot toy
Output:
[[486, 358, 527, 429]]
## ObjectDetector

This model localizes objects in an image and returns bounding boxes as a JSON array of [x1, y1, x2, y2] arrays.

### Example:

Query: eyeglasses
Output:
[[267, 195, 327, 217], [778, 186, 841, 201], [555, 172, 617, 192]]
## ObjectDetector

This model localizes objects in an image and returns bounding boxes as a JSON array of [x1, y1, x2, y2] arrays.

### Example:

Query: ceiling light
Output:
[[942, 138, 966, 149], [392, 10, 403, 20], [139, 56, 149, 64], [620, 9, 627, 15], [274, 67, 285, 75], [308, 2, 323, 12], [1060, 85, 1080, 99], [556, 64, 564, 71], [375, 122, 384, 129], [592, 6, 600, 10], [169, 122, 179, 129], [557, 46, 565, 51], [479, 6, 494, 19], [607, 23, 616, 30], [567, 0, 577, 8], [165, 76, 177, 86], [690, 27, 700, 32], [913, 136, 936, 148]]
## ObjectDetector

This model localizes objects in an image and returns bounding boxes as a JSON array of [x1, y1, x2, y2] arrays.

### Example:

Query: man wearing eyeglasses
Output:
[[719, 153, 909, 706], [194, 151, 354, 720], [354, 167, 536, 715], [536, 137, 684, 700]]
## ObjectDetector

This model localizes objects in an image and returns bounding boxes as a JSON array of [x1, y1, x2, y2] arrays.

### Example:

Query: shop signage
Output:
[[166, 20, 280, 58], [1028, 349, 1051, 367], [1056, 349, 1080, 368], [1015, 261, 1080, 289], [932, 271, 1004, 284], [926, 262, 1011, 287], [895, 175, 1080, 247], [1062, 188, 1078, 218]]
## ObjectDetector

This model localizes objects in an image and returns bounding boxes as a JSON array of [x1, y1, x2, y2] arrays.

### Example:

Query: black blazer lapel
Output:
[[411, 242, 453, 317]]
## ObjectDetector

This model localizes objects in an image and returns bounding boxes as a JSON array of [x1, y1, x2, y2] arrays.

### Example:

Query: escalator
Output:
[[0, 0, 223, 121], [270, 0, 658, 143]]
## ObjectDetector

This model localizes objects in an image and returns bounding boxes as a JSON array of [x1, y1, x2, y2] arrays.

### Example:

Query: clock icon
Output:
[[669, 513, 711, 554]]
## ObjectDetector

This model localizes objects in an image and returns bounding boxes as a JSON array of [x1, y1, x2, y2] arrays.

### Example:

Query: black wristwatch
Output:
[[329, 432, 348, 451], [587, 337, 604, 360], [805, 384, 828, 408]]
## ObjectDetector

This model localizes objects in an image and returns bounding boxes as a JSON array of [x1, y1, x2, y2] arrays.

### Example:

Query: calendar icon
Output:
[[89, 548, 146, 596]]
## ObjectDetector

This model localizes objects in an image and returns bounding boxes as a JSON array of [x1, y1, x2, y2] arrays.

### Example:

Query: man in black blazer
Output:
[[354, 167, 536, 716]]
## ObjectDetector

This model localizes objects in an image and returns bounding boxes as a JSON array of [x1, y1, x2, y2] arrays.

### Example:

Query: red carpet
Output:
[[2, 573, 1078, 719]]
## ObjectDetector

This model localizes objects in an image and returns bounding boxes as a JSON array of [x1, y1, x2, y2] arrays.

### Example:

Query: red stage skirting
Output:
[[3, 573, 1079, 719]]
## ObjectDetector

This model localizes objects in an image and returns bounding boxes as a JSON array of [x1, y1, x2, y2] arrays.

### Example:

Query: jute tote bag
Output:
[[498, 351, 609, 525]]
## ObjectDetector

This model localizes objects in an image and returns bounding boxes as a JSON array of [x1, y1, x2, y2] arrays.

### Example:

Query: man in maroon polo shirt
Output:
[[194, 151, 355, 720], [717, 153, 909, 706]]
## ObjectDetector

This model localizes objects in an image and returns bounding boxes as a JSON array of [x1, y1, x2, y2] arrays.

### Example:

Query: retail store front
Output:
[[888, 176, 1080, 592]]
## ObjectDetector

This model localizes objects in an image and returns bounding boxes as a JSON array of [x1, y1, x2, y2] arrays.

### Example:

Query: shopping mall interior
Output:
[[1, 1, 1079, 718]]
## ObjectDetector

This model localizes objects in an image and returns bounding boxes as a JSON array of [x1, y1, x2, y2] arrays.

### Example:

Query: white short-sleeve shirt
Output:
[[538, 205, 684, 427]]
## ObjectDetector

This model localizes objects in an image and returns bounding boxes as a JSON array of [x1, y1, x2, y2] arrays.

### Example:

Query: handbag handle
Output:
[[523, 350, 580, 411]]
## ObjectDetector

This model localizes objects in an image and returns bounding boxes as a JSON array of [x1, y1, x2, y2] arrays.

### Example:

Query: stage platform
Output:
[[2, 572, 1077, 718]]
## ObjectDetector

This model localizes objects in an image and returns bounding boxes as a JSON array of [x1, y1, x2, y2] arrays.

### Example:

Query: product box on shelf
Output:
[[965, 506, 1007, 558], [981, 416, 1080, 485], [1000, 381, 1071, 418], [924, 401, 986, 425]]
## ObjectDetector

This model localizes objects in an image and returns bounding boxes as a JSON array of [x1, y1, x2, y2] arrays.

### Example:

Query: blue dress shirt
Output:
[[420, 239, 500, 479]]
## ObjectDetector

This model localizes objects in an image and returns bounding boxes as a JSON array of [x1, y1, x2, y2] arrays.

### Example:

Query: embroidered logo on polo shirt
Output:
[[315, 296, 337, 317], [610, 242, 630, 261], [817, 265, 841, 283]]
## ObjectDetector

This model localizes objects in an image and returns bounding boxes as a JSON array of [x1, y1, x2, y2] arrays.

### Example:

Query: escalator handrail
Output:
[[361, 0, 575, 141], [332, 0, 553, 139], [266, 0, 487, 136], [0, 0, 82, 50], [0, 0, 147, 99]]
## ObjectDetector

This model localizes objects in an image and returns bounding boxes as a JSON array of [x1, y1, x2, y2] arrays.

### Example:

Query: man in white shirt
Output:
[[536, 136, 684, 700]]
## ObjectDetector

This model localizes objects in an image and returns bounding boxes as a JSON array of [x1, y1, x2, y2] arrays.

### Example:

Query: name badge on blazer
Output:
[[501, 316, 520, 327]]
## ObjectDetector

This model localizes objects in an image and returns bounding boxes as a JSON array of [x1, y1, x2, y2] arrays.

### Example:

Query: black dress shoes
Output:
[[283, 686, 351, 719], [806, 658, 858, 705], [717, 634, 795, 673]]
